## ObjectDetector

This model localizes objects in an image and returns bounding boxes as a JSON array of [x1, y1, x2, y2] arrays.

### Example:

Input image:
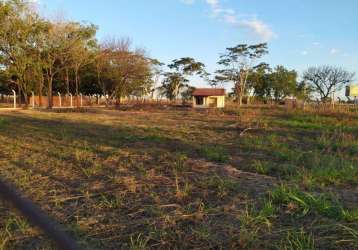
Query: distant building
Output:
[[192, 88, 226, 108], [346, 85, 358, 97]]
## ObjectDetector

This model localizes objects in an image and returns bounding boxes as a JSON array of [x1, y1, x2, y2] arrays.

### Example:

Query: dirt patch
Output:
[[187, 159, 276, 196]]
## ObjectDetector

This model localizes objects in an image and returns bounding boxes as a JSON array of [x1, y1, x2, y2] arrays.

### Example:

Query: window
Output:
[[196, 96, 204, 105]]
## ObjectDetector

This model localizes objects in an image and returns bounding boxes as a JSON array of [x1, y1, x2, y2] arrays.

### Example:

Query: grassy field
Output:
[[0, 106, 357, 249]]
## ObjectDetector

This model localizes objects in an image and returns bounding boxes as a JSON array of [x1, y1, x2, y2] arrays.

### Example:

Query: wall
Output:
[[192, 96, 225, 108], [29, 96, 100, 107]]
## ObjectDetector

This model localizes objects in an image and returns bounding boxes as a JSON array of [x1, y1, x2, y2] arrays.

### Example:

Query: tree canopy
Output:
[[303, 66, 355, 102], [0, 0, 157, 108]]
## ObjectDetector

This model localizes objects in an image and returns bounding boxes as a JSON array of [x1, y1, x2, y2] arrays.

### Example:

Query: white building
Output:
[[192, 88, 226, 108]]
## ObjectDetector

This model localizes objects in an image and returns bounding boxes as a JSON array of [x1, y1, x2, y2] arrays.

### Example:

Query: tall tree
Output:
[[217, 43, 268, 107], [68, 23, 97, 106], [303, 66, 355, 103], [41, 21, 97, 108], [160, 57, 206, 101], [159, 72, 188, 101], [0, 0, 48, 106], [96, 38, 154, 105], [270, 66, 298, 101], [247, 63, 271, 102]]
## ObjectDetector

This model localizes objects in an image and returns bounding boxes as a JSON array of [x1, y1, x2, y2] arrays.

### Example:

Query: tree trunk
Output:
[[65, 68, 70, 95], [238, 94, 243, 107], [39, 74, 43, 107], [23, 93, 29, 107], [116, 96, 121, 108], [235, 82, 242, 108], [75, 68, 80, 107], [17, 84, 21, 107], [47, 74, 53, 109]]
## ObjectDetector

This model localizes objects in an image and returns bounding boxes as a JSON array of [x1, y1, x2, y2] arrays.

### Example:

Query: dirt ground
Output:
[[0, 106, 357, 249]]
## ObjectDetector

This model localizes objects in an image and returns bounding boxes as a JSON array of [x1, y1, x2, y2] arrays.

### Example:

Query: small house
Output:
[[192, 88, 226, 108]]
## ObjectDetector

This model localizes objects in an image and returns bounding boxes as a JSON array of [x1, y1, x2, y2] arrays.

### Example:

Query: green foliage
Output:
[[129, 234, 149, 250], [280, 229, 315, 250], [303, 65, 355, 102], [158, 72, 188, 101], [270, 185, 357, 221], [248, 65, 299, 101], [0, 117, 8, 129], [206, 175, 241, 197], [0, 0, 156, 108], [199, 144, 229, 163], [216, 43, 269, 105], [159, 57, 206, 101]]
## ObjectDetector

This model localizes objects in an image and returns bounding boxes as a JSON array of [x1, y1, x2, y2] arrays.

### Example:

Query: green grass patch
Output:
[[280, 229, 315, 250], [269, 185, 357, 221], [198, 144, 229, 163]]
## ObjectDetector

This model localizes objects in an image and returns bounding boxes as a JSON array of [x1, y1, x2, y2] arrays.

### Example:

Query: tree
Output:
[[303, 66, 355, 103], [95, 38, 154, 105], [247, 63, 271, 102], [159, 57, 206, 101], [270, 66, 298, 101], [0, 0, 48, 106], [159, 72, 188, 101], [168, 57, 206, 76], [67, 22, 97, 106], [41, 21, 97, 108], [41, 22, 72, 108], [148, 58, 164, 99], [181, 85, 195, 103], [217, 43, 268, 107]]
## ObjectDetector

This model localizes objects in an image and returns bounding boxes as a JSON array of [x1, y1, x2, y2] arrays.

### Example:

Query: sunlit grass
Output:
[[0, 106, 357, 249]]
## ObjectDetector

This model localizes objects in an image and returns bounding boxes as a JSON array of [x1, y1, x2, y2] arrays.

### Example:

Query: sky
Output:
[[35, 0, 358, 91]]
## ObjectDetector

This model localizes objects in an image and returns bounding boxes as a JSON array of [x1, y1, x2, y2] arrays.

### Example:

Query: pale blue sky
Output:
[[37, 0, 358, 90]]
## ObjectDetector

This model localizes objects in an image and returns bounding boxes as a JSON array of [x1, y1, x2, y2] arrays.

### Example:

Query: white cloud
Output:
[[301, 50, 308, 56], [223, 14, 237, 24], [330, 48, 339, 55], [206, 0, 219, 9], [238, 19, 276, 41], [312, 42, 320, 46], [180, 0, 276, 41], [181, 0, 195, 4]]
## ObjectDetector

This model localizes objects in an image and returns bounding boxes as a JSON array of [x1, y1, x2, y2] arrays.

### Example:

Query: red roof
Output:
[[192, 88, 225, 96]]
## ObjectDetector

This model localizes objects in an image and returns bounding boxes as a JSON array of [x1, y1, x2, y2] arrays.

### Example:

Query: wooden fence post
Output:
[[12, 89, 16, 109], [58, 92, 62, 108], [69, 93, 73, 108], [31, 91, 35, 108]]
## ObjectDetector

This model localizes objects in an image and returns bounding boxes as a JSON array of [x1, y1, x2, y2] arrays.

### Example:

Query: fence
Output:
[[0, 92, 185, 109], [304, 103, 358, 114], [30, 95, 103, 107]]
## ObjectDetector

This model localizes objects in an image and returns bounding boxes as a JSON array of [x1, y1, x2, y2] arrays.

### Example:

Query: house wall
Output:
[[215, 96, 225, 108], [192, 96, 225, 108]]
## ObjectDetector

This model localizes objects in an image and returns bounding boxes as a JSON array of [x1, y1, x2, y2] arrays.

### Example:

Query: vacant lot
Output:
[[0, 106, 357, 249]]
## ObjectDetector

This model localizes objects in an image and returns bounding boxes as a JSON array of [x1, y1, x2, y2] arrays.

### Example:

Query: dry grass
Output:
[[0, 106, 357, 249]]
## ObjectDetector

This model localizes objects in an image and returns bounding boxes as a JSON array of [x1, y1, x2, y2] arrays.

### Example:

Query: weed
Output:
[[252, 160, 270, 175], [0, 118, 9, 129], [4, 215, 30, 236], [280, 229, 315, 250], [0, 232, 9, 250], [199, 145, 229, 163], [98, 194, 121, 209], [206, 175, 241, 198], [129, 234, 149, 250], [1, 106, 357, 249], [237, 203, 275, 249], [172, 154, 188, 198], [270, 185, 356, 221]]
